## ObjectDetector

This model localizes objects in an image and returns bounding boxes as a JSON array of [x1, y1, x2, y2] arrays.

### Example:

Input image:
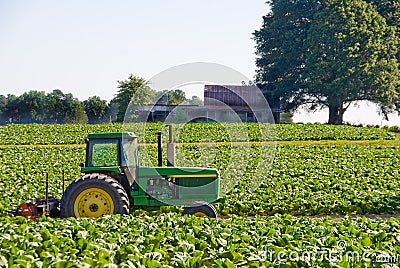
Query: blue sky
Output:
[[1, 1, 400, 125], [0, 1, 266, 99]]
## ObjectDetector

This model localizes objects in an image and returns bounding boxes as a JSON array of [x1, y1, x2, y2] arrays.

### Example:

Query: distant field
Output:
[[0, 122, 395, 145]]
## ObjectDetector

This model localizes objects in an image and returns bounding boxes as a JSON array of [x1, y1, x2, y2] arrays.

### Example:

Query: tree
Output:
[[365, 0, 400, 28], [254, 0, 400, 124], [0, 95, 7, 124], [45, 89, 87, 124], [302, 0, 400, 124], [45, 89, 67, 123], [63, 94, 87, 124], [187, 96, 204, 106], [168, 89, 187, 105], [366, 0, 400, 108], [18, 90, 46, 123], [106, 98, 119, 122], [114, 75, 155, 122], [84, 96, 108, 124], [155, 89, 188, 105], [2, 94, 19, 123], [253, 0, 325, 111]]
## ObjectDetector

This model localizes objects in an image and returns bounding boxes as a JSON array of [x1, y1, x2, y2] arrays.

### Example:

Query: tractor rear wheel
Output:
[[182, 201, 217, 218], [60, 173, 129, 218]]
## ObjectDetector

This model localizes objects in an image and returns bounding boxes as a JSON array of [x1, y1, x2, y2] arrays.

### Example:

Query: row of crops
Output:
[[1, 214, 399, 267], [0, 122, 395, 145], [1, 144, 400, 217]]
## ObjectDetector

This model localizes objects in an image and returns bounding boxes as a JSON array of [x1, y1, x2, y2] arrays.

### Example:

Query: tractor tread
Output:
[[60, 173, 130, 218], [182, 201, 218, 218]]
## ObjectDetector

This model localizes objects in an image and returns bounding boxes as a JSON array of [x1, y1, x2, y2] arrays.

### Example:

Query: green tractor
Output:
[[9, 131, 223, 219]]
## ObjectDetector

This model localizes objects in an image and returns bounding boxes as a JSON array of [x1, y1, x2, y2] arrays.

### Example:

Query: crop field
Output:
[[1, 144, 400, 217], [1, 214, 400, 267], [0, 122, 394, 145], [0, 123, 399, 266]]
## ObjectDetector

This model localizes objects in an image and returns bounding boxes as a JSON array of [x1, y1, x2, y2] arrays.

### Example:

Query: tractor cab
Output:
[[81, 132, 138, 190], [84, 132, 137, 168]]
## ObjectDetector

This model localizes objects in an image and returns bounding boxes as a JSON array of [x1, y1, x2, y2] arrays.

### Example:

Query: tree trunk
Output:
[[328, 101, 345, 125], [328, 104, 339, 124], [338, 103, 345, 125]]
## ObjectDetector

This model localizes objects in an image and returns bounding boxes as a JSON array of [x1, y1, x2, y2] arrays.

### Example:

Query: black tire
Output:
[[49, 208, 60, 218], [182, 201, 218, 218], [60, 173, 129, 218]]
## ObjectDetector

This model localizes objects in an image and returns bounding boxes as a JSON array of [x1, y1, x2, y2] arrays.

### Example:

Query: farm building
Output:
[[140, 85, 280, 123], [204, 85, 280, 123]]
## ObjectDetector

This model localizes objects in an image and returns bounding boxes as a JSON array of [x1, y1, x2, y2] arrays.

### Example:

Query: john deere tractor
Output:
[[12, 130, 222, 219]]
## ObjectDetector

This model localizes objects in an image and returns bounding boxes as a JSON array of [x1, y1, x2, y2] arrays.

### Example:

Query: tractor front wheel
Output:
[[182, 201, 217, 218], [60, 173, 129, 218]]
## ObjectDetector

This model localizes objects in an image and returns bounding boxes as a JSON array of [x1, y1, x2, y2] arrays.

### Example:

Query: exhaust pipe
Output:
[[156, 132, 163, 167], [167, 125, 175, 166], [156, 126, 176, 167]]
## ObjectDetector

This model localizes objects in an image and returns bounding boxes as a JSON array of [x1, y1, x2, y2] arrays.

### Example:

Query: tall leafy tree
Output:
[[167, 89, 187, 105], [253, 0, 325, 111], [45, 89, 67, 123], [63, 94, 87, 124], [255, 0, 400, 124], [2, 94, 19, 123], [45, 89, 87, 124], [84, 96, 108, 124], [303, 0, 400, 124], [0, 95, 7, 124], [366, 0, 400, 107], [18, 90, 46, 123], [155, 89, 188, 105], [187, 96, 204, 106], [366, 0, 400, 28], [114, 75, 155, 122], [106, 98, 119, 122]]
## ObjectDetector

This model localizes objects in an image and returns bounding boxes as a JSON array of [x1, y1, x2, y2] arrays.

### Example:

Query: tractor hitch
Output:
[[6, 196, 61, 220], [6, 173, 62, 221]]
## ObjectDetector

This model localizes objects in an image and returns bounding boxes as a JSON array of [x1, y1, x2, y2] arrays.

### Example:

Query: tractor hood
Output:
[[137, 166, 219, 178]]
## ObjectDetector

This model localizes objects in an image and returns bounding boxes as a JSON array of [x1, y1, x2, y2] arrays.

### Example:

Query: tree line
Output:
[[254, 0, 400, 124], [0, 75, 203, 125], [0, 90, 93, 124]]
